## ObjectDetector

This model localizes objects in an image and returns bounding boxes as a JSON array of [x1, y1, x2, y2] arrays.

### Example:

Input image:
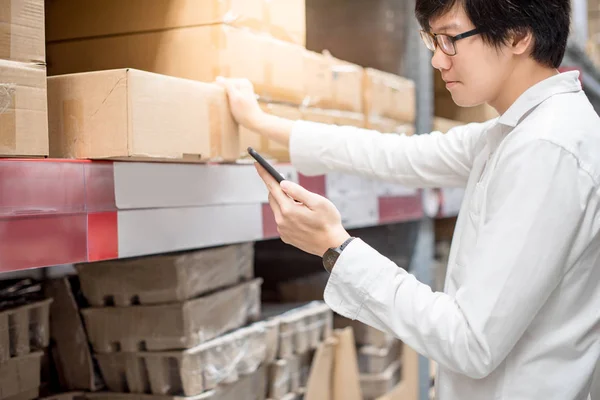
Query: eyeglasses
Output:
[[420, 28, 481, 56]]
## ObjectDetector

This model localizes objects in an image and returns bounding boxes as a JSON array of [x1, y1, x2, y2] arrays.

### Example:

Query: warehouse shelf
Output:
[[0, 158, 426, 273]]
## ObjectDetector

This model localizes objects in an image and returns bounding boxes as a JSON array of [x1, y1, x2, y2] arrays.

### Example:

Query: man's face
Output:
[[429, 4, 512, 107]]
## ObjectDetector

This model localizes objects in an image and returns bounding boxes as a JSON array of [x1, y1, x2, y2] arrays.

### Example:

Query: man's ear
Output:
[[510, 28, 534, 56]]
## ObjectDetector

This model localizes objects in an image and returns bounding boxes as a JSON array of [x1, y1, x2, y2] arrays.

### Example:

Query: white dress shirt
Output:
[[289, 71, 600, 399]]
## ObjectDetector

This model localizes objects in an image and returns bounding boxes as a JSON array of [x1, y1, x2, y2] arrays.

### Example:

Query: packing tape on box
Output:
[[0, 83, 16, 150]]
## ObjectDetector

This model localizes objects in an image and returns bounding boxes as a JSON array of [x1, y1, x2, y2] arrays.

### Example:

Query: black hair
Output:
[[415, 0, 571, 68]]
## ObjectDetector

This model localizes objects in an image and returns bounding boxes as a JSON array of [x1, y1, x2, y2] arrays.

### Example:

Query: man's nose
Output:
[[431, 47, 452, 71]]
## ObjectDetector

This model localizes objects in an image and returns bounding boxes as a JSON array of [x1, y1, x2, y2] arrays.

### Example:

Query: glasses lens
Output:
[[420, 31, 436, 52], [437, 35, 456, 55]]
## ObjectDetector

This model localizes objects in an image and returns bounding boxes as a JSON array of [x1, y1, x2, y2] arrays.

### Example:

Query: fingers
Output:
[[255, 163, 291, 207], [268, 193, 283, 224], [280, 180, 321, 210]]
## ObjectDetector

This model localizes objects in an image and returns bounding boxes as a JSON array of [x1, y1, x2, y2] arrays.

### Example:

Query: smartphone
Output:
[[247, 147, 286, 183]]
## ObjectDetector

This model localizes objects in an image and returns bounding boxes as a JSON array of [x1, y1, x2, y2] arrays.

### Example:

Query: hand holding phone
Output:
[[247, 147, 286, 183]]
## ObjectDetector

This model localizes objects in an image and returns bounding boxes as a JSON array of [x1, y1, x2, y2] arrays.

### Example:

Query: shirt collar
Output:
[[497, 71, 582, 127]]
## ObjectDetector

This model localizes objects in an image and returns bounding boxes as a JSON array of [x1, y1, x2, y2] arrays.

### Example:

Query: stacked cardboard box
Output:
[[71, 243, 265, 398], [260, 302, 333, 400], [0, 279, 53, 400], [0, 0, 48, 157]]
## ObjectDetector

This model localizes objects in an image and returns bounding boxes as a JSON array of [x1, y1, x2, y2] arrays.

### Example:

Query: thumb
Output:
[[280, 180, 320, 209]]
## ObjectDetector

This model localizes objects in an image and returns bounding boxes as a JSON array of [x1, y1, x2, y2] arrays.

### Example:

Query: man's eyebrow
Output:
[[432, 23, 460, 33]]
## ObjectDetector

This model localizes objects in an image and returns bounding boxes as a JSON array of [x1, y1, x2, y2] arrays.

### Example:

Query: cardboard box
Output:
[[359, 359, 402, 400], [240, 103, 301, 162], [0, 59, 48, 157], [46, 24, 305, 105], [0, 298, 51, 362], [357, 341, 401, 374], [75, 243, 254, 306], [44, 278, 104, 391], [268, 351, 313, 399], [81, 279, 262, 353], [0, 352, 43, 400], [366, 117, 414, 136], [334, 316, 396, 349], [303, 51, 334, 108], [330, 58, 363, 113], [46, 0, 304, 46], [95, 321, 269, 395], [433, 117, 463, 133], [86, 365, 266, 400], [302, 108, 337, 125], [0, 0, 45, 63], [47, 68, 239, 162], [335, 111, 366, 128], [364, 69, 415, 123]]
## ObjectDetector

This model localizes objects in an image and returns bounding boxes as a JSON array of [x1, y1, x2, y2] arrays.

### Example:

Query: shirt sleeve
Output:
[[323, 139, 595, 379], [289, 119, 494, 188]]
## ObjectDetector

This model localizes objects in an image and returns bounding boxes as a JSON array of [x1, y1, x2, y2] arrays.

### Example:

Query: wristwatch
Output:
[[322, 237, 355, 273]]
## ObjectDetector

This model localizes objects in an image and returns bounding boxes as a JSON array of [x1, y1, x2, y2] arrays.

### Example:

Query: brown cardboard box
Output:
[[46, 0, 304, 46], [46, 24, 305, 105], [366, 116, 414, 136], [75, 243, 254, 306], [0, 352, 43, 400], [0, 298, 51, 362], [0, 0, 45, 63], [330, 58, 363, 113], [433, 117, 463, 133], [95, 321, 268, 395], [0, 59, 48, 157], [267, 0, 306, 46], [374, 345, 419, 400], [81, 279, 262, 353], [47, 68, 239, 162], [240, 103, 301, 162], [86, 365, 266, 400], [303, 51, 334, 109], [336, 111, 366, 128], [44, 278, 104, 391], [364, 69, 415, 123], [302, 108, 337, 125]]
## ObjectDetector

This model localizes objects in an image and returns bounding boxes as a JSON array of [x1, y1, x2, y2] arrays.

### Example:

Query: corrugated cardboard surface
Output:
[[364, 68, 415, 123], [95, 321, 268, 395], [239, 102, 301, 162], [47, 68, 239, 161], [76, 243, 254, 306], [330, 58, 363, 113], [82, 279, 262, 353], [44, 278, 104, 391], [0, 298, 51, 362], [303, 51, 334, 109], [0, 0, 45, 63], [45, 0, 304, 46], [46, 24, 305, 105], [366, 117, 414, 136], [0, 351, 43, 400], [0, 59, 48, 156]]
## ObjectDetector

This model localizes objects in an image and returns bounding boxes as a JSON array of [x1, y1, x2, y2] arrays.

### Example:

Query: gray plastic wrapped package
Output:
[[94, 321, 269, 396], [82, 279, 262, 353]]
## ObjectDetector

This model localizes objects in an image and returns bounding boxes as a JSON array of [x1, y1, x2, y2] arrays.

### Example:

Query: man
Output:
[[218, 0, 600, 398]]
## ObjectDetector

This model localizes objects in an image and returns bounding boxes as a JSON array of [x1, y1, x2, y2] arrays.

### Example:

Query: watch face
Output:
[[323, 249, 340, 272]]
